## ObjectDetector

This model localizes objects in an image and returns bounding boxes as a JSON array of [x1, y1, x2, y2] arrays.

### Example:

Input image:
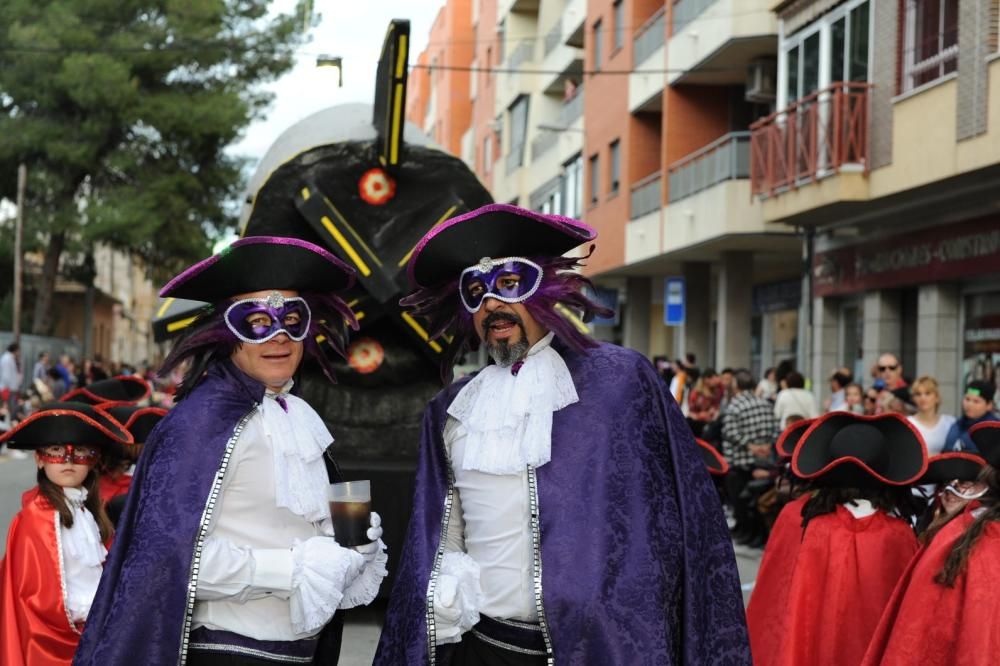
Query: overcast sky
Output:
[[231, 0, 446, 165]]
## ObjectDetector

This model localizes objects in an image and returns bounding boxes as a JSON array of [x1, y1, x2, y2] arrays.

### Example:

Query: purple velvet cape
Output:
[[74, 361, 269, 665], [374, 341, 751, 665]]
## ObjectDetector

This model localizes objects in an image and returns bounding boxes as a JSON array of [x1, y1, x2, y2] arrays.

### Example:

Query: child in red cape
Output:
[[862, 422, 1000, 665], [0, 402, 130, 665], [746, 413, 927, 666]]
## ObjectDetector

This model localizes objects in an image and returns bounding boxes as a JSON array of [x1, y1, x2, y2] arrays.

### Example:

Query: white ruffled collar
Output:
[[259, 383, 333, 524], [448, 332, 578, 475], [60, 486, 106, 567]]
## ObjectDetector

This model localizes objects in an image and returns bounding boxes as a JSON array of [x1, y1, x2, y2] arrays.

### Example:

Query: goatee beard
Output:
[[482, 311, 530, 368]]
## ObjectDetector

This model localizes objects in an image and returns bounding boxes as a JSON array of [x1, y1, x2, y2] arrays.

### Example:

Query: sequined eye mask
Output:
[[458, 257, 544, 313], [224, 292, 312, 344], [38, 444, 101, 466]]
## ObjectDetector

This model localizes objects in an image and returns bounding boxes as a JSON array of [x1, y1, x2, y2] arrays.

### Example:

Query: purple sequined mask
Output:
[[459, 257, 544, 313], [224, 292, 312, 344]]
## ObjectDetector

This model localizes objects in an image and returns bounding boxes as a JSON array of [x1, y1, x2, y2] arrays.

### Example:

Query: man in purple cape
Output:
[[74, 237, 388, 665], [374, 205, 750, 665]]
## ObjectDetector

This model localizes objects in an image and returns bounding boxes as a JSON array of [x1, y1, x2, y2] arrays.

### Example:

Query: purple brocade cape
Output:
[[74, 361, 267, 665], [374, 341, 751, 665]]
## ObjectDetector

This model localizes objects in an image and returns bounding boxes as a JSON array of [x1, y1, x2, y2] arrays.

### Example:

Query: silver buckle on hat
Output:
[[265, 291, 285, 308]]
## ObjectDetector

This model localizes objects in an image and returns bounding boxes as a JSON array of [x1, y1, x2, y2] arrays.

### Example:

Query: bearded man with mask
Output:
[[374, 205, 749, 665]]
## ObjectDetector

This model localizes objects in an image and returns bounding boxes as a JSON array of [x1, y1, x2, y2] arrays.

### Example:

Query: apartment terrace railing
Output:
[[630, 171, 662, 219], [672, 0, 717, 35], [633, 7, 666, 66], [508, 40, 534, 70], [668, 132, 750, 203], [559, 88, 584, 126], [545, 19, 562, 56], [750, 82, 871, 197]]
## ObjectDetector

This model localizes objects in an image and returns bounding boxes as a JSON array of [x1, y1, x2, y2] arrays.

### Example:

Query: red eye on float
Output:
[[358, 168, 397, 206]]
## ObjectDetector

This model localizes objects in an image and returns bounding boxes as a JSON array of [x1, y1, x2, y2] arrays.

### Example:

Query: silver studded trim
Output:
[[492, 616, 544, 631], [54, 511, 82, 636], [188, 642, 313, 663], [426, 437, 457, 665], [471, 629, 549, 656], [177, 408, 257, 666], [527, 465, 554, 665]]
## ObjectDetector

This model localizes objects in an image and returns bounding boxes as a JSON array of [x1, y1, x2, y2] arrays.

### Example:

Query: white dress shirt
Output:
[[445, 417, 538, 622], [193, 389, 332, 641], [61, 487, 107, 623]]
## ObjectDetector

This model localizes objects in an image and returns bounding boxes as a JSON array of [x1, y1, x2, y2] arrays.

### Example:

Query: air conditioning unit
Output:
[[746, 57, 777, 104]]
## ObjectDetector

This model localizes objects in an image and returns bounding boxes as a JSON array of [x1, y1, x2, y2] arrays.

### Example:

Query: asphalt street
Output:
[[0, 452, 761, 662]]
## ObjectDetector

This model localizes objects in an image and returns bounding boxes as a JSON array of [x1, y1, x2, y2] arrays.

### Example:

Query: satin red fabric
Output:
[[747, 500, 918, 666], [98, 473, 132, 504], [862, 508, 1000, 666], [0, 489, 81, 665]]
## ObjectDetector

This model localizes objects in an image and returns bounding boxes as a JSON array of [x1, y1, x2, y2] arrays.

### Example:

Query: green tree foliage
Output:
[[0, 0, 309, 334]]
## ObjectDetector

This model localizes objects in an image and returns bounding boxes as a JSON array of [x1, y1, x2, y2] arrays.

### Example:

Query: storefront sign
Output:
[[813, 216, 1000, 297], [753, 279, 802, 314], [664, 277, 685, 326]]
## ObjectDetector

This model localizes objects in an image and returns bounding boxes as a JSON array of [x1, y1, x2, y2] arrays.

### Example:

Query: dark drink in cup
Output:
[[328, 480, 372, 547], [330, 500, 372, 547]]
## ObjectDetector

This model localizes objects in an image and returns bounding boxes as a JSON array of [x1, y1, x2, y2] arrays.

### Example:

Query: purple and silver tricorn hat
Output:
[[159, 236, 357, 302], [406, 203, 597, 289]]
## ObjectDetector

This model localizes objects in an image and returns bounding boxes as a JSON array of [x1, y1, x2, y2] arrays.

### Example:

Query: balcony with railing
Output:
[[667, 0, 776, 86], [531, 130, 559, 162], [559, 89, 584, 127], [629, 8, 667, 113], [541, 17, 584, 95], [630, 171, 662, 220], [750, 82, 871, 198], [668, 132, 750, 203], [508, 40, 534, 70], [634, 7, 666, 67]]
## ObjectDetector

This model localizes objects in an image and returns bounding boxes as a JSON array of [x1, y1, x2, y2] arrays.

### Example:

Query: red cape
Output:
[[0, 489, 81, 665], [748, 502, 918, 666], [98, 473, 132, 504], [746, 494, 811, 661], [862, 507, 1000, 665]]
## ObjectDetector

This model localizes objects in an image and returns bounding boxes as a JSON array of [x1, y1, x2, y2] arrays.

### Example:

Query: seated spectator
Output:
[[687, 369, 721, 437], [774, 371, 819, 425], [943, 380, 998, 452], [825, 368, 853, 412], [844, 383, 865, 414], [755, 367, 778, 402]]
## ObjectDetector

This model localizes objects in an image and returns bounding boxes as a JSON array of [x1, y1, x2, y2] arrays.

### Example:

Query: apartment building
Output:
[[747, 0, 1000, 412], [410, 0, 806, 375]]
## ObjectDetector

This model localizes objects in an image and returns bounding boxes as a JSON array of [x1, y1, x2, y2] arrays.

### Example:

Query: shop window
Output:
[[903, 0, 959, 92], [963, 292, 1000, 402]]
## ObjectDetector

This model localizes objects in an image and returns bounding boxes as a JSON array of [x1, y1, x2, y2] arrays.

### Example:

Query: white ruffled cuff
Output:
[[432, 552, 483, 645], [339, 539, 388, 609], [289, 538, 362, 637]]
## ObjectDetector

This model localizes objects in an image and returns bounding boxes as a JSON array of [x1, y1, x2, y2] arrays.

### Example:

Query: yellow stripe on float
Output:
[[324, 198, 382, 267], [301, 187, 311, 200], [321, 216, 371, 276], [390, 82, 403, 164], [395, 35, 408, 78], [156, 298, 175, 318], [554, 303, 590, 334], [397, 205, 457, 267], [401, 311, 442, 353], [166, 316, 197, 333]]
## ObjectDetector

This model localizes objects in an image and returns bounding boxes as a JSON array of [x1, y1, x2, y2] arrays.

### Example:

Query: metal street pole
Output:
[[13, 164, 25, 343]]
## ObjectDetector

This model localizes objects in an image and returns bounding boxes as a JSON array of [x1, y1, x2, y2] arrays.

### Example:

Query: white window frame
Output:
[[470, 58, 478, 100], [902, 0, 959, 93], [777, 0, 873, 111]]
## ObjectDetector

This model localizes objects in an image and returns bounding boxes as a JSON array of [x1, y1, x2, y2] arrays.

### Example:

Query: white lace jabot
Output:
[[448, 332, 578, 475], [259, 382, 333, 524]]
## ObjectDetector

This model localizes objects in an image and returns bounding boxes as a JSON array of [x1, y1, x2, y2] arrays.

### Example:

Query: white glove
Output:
[[341, 512, 389, 609], [289, 536, 364, 637], [432, 552, 482, 645]]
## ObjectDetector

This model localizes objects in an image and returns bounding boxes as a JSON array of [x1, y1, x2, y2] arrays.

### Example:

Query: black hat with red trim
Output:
[[792, 412, 927, 487], [61, 375, 150, 407], [104, 405, 168, 444], [776, 418, 815, 460], [969, 421, 1000, 469], [696, 438, 729, 476], [0, 402, 132, 454], [919, 452, 987, 485]]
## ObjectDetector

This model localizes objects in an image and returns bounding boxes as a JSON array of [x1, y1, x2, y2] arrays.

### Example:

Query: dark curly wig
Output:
[[158, 292, 358, 401], [400, 246, 613, 382]]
